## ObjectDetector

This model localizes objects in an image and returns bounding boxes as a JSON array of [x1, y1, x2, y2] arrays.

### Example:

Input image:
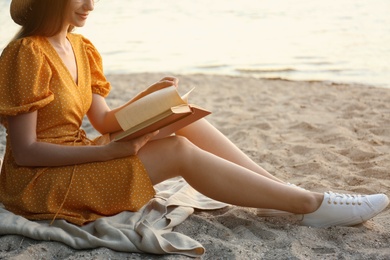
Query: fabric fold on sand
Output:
[[0, 177, 227, 257]]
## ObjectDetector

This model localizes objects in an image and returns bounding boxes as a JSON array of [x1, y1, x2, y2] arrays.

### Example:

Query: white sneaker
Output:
[[301, 191, 389, 228]]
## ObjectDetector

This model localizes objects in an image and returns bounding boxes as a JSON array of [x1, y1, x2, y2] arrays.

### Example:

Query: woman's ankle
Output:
[[309, 192, 325, 213], [297, 192, 324, 214]]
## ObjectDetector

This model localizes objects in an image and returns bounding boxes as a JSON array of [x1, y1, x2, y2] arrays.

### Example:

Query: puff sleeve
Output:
[[82, 36, 111, 97], [0, 38, 54, 117]]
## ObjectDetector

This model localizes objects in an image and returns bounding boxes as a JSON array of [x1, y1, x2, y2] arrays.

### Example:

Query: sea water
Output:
[[1, 0, 389, 88]]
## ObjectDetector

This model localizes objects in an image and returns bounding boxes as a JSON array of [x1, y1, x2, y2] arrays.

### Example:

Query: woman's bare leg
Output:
[[175, 119, 283, 183], [138, 136, 322, 214]]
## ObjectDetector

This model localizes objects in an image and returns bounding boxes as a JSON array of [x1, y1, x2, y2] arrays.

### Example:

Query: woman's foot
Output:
[[257, 183, 309, 216], [301, 191, 389, 227]]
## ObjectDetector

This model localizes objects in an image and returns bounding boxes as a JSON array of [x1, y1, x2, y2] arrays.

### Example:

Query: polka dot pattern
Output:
[[0, 34, 156, 226]]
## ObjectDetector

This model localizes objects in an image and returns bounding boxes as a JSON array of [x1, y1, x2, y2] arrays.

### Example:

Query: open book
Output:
[[112, 86, 211, 141]]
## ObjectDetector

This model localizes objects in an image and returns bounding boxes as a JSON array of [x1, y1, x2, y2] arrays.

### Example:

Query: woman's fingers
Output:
[[108, 131, 159, 158], [125, 130, 159, 155], [159, 76, 179, 87]]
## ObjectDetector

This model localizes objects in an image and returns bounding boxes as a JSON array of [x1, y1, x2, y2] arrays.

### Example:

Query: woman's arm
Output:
[[6, 76, 178, 167], [7, 111, 157, 167]]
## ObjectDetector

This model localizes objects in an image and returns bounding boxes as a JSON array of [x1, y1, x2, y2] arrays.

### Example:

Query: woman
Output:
[[0, 0, 388, 228]]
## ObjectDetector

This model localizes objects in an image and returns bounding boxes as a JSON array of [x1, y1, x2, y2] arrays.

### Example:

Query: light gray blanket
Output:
[[0, 177, 227, 257]]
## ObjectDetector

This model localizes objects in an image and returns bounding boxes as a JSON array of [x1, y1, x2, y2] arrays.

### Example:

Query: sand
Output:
[[0, 73, 389, 259]]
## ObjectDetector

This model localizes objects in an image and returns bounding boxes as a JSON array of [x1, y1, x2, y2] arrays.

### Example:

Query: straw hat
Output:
[[10, 0, 34, 25]]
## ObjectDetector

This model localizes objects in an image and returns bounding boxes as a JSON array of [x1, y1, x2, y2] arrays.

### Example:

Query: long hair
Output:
[[13, 0, 74, 40]]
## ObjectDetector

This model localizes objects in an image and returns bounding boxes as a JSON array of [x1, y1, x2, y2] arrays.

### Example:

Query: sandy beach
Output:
[[0, 73, 389, 259]]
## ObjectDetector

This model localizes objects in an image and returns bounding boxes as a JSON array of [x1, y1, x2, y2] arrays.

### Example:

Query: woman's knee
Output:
[[139, 135, 198, 168], [165, 135, 198, 159], [138, 135, 199, 183]]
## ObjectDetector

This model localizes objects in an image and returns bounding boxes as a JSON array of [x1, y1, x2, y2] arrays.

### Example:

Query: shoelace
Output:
[[326, 191, 365, 206]]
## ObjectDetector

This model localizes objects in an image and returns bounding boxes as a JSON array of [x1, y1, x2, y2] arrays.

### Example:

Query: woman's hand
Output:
[[123, 76, 180, 107], [144, 76, 179, 94], [105, 131, 159, 159], [144, 76, 179, 96]]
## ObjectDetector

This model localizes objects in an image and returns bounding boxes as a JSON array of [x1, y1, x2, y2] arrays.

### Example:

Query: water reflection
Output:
[[0, 0, 389, 88]]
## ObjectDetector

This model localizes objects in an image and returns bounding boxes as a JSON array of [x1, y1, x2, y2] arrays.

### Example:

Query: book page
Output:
[[181, 87, 195, 103], [115, 86, 190, 131]]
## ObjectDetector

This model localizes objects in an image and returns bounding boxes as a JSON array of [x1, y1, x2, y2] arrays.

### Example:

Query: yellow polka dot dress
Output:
[[0, 33, 156, 226]]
